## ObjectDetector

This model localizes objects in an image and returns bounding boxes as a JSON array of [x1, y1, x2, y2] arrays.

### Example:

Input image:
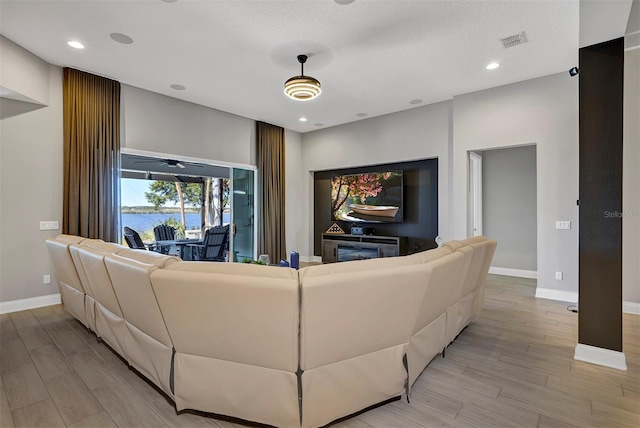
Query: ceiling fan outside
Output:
[[166, 159, 185, 169], [131, 158, 204, 169]]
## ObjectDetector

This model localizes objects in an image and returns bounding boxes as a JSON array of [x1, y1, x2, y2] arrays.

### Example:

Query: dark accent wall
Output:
[[578, 38, 624, 352], [313, 159, 438, 256]]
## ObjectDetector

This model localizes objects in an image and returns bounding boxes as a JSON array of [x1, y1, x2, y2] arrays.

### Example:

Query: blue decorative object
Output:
[[290, 251, 300, 270], [279, 260, 290, 267]]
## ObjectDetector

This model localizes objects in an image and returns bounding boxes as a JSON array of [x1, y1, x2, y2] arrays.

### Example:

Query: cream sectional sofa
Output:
[[46, 234, 496, 428]]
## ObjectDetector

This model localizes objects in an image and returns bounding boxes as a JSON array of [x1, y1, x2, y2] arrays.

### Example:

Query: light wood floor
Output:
[[1, 274, 638, 428]]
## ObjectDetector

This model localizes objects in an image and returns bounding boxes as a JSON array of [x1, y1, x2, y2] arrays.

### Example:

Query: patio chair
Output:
[[153, 224, 177, 254], [124, 226, 155, 251], [188, 225, 229, 262]]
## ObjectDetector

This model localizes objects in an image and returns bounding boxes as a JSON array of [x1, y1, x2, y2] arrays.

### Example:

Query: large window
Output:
[[120, 154, 230, 243], [121, 176, 229, 242], [120, 153, 257, 261]]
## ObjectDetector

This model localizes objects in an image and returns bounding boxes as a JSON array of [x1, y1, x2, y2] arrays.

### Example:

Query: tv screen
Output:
[[330, 170, 403, 223]]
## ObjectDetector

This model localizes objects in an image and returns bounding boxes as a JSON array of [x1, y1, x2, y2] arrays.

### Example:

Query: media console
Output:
[[321, 233, 406, 263]]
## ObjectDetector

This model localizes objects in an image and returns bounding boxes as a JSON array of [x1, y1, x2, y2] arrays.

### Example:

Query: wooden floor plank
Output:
[[404, 387, 464, 419], [66, 318, 96, 343], [0, 338, 31, 375], [0, 314, 20, 343], [148, 398, 222, 427], [67, 410, 118, 428], [67, 351, 121, 391], [30, 306, 62, 326], [8, 311, 41, 330], [42, 320, 91, 357], [11, 398, 66, 428], [3, 363, 50, 411], [0, 387, 16, 428], [387, 398, 474, 428], [414, 375, 540, 426], [357, 404, 428, 428], [44, 372, 104, 425], [29, 343, 76, 382], [17, 325, 53, 350], [536, 413, 581, 428], [497, 384, 592, 423], [111, 362, 168, 404], [92, 384, 165, 428], [326, 418, 371, 428], [455, 402, 537, 428]]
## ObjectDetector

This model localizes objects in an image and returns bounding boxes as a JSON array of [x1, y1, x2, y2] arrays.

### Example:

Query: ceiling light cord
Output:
[[298, 55, 306, 76]]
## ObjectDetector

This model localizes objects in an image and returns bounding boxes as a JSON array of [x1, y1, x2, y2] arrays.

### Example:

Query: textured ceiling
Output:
[[0, 0, 590, 133]]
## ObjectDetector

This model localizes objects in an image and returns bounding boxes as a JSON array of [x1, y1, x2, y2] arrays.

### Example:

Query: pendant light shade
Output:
[[284, 54, 321, 101]]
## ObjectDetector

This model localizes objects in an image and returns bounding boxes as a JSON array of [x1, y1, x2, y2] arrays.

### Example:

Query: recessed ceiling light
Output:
[[486, 62, 500, 70], [409, 99, 423, 105], [170, 84, 186, 90], [314, 123, 324, 127], [335, 0, 355, 4], [299, 117, 308, 122], [67, 41, 84, 49], [356, 113, 368, 117], [110, 33, 134, 44]]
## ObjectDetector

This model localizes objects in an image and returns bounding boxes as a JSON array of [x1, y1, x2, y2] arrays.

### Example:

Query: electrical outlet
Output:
[[40, 221, 60, 231], [43, 275, 51, 284], [555, 271, 563, 280], [555, 221, 571, 230]]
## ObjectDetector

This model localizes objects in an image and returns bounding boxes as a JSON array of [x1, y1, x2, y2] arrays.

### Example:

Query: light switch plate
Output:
[[556, 221, 571, 230], [555, 271, 563, 280], [40, 221, 59, 230]]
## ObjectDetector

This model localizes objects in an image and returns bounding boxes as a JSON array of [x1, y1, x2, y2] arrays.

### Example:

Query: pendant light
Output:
[[284, 54, 321, 101]]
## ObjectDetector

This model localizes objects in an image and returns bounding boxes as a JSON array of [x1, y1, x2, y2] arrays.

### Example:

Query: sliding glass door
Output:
[[230, 168, 257, 262]]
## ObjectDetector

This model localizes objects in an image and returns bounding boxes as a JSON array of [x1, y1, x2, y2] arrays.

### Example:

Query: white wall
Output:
[[0, 36, 49, 105], [122, 85, 256, 167], [623, 47, 640, 309], [482, 145, 537, 272], [0, 64, 63, 304], [300, 101, 452, 259], [452, 72, 579, 302], [284, 129, 303, 257]]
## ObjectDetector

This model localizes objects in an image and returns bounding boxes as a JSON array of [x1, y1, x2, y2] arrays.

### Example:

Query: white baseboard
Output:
[[489, 267, 537, 279], [0, 293, 62, 314], [300, 255, 322, 263], [535, 287, 579, 303], [623, 301, 640, 315], [574, 343, 627, 370]]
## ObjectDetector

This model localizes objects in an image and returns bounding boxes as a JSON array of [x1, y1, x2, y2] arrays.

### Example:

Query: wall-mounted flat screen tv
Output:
[[330, 170, 403, 223]]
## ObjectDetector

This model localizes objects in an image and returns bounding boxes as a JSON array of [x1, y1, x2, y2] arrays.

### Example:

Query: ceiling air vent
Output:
[[500, 31, 527, 48]]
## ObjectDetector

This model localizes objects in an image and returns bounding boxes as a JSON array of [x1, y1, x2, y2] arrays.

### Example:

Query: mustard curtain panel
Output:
[[257, 121, 286, 262], [63, 68, 121, 241]]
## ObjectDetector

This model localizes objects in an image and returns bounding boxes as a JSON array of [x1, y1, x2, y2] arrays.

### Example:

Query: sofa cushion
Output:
[[116, 248, 180, 268], [165, 260, 298, 280], [443, 240, 464, 251], [406, 246, 452, 264], [460, 235, 487, 245], [55, 234, 87, 244], [152, 263, 299, 372], [299, 254, 415, 279], [82, 240, 127, 253]]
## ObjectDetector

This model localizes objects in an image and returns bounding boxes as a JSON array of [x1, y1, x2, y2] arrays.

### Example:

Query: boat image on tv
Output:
[[348, 204, 399, 218], [331, 170, 403, 223]]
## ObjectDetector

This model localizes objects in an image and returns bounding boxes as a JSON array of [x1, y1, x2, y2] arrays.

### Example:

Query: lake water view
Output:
[[122, 212, 230, 234]]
